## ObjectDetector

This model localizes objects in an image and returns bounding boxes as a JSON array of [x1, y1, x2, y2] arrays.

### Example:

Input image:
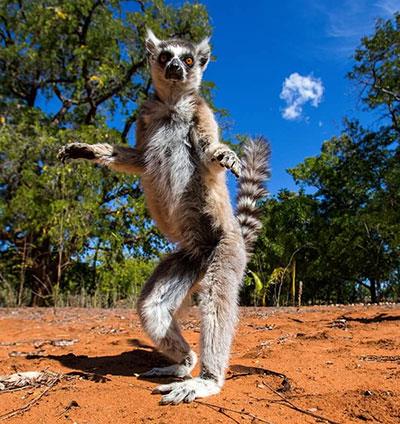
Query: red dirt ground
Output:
[[0, 305, 399, 424]]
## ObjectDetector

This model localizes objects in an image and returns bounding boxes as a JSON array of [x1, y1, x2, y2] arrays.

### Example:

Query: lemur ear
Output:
[[196, 37, 211, 69], [145, 28, 161, 56]]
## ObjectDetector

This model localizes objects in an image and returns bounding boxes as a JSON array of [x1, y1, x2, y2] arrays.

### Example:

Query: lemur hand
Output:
[[57, 143, 97, 163], [211, 146, 242, 177]]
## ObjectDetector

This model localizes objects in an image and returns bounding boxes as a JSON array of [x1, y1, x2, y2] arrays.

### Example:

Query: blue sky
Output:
[[36, 1, 399, 195], [196, 0, 399, 194]]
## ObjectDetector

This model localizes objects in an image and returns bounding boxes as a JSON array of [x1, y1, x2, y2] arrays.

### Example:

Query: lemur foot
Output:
[[57, 143, 97, 163], [153, 377, 221, 405], [141, 364, 192, 379], [140, 351, 197, 379], [212, 147, 242, 177]]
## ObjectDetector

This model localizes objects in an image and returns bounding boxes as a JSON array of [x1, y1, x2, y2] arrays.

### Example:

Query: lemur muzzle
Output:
[[166, 59, 184, 80]]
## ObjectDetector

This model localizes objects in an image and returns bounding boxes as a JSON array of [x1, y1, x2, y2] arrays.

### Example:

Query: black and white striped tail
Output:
[[236, 137, 270, 257]]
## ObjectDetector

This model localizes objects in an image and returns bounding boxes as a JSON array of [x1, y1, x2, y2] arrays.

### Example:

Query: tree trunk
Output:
[[370, 279, 378, 303], [336, 281, 344, 304]]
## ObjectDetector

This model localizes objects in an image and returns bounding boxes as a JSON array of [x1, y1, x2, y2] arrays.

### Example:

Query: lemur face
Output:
[[157, 44, 195, 82], [145, 29, 210, 93]]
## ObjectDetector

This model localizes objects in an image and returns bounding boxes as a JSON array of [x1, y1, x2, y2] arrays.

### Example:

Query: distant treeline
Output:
[[0, 1, 399, 306]]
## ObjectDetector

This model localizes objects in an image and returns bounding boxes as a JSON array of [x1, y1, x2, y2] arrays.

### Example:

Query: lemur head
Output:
[[145, 28, 210, 97]]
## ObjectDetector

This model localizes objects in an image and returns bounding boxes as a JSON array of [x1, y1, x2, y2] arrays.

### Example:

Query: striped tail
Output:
[[236, 137, 271, 257]]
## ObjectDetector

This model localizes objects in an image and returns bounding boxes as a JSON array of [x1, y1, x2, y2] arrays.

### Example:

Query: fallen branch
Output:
[[0, 370, 101, 421], [0, 338, 78, 349], [64, 371, 110, 383], [262, 380, 340, 424], [0, 371, 59, 392], [0, 386, 29, 394], [0, 378, 59, 421], [228, 364, 291, 392], [360, 355, 400, 363]]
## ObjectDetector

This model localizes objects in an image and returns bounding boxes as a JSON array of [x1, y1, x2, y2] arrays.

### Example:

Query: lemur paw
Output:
[[141, 351, 197, 379], [57, 143, 96, 163], [212, 148, 242, 177], [140, 364, 192, 379], [153, 377, 221, 405]]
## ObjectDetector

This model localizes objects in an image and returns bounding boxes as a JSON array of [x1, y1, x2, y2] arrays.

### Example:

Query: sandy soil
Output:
[[0, 305, 399, 424]]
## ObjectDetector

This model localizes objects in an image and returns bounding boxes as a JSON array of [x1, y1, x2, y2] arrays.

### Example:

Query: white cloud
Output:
[[280, 73, 324, 121]]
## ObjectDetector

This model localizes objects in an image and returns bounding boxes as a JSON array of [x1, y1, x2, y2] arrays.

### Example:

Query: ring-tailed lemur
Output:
[[58, 28, 270, 404]]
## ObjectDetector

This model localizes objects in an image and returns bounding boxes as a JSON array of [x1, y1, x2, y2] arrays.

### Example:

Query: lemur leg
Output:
[[137, 251, 202, 378], [57, 142, 144, 175], [154, 233, 246, 404]]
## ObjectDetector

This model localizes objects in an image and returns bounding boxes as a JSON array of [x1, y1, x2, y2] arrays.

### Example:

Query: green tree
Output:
[[348, 13, 399, 135], [250, 13, 400, 305], [0, 0, 212, 305], [244, 190, 319, 306], [290, 122, 399, 303]]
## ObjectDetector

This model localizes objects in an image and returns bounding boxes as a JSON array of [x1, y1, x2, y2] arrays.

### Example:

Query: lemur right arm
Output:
[[57, 142, 145, 175], [192, 97, 242, 177]]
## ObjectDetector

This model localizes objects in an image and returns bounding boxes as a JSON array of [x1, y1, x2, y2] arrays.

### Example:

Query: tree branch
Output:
[[101, 186, 142, 205], [121, 77, 152, 141], [0, 15, 13, 44], [51, 86, 73, 125], [94, 59, 146, 107], [77, 0, 104, 124], [374, 85, 400, 102]]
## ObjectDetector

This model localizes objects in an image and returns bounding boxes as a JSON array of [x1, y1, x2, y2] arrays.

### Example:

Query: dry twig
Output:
[[262, 380, 340, 424], [196, 400, 274, 424], [0, 371, 59, 392], [0, 378, 59, 421], [130, 378, 275, 423], [228, 364, 291, 392]]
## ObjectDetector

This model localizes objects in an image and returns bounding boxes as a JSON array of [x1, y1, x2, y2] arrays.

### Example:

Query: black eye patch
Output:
[[199, 56, 208, 67], [158, 51, 172, 65]]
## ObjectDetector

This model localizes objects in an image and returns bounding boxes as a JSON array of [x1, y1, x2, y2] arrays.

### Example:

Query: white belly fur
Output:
[[143, 120, 195, 222]]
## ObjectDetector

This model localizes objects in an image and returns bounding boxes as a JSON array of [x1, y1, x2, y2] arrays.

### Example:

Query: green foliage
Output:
[[243, 192, 318, 306], [348, 13, 399, 133], [244, 269, 281, 306], [245, 13, 400, 306], [56, 257, 156, 307], [1, 4, 399, 307], [0, 0, 212, 306]]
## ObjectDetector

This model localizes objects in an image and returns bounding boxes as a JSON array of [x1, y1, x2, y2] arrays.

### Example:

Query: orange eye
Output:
[[185, 57, 194, 66]]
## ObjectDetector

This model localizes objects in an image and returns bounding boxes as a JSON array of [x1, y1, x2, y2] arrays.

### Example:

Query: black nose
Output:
[[166, 59, 183, 80], [169, 59, 180, 71]]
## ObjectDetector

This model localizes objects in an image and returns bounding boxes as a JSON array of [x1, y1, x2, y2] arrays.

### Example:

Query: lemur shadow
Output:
[[26, 339, 176, 384], [342, 313, 400, 324]]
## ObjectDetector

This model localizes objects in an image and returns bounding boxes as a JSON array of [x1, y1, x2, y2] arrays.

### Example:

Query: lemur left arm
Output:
[[192, 97, 241, 177], [57, 143, 145, 175]]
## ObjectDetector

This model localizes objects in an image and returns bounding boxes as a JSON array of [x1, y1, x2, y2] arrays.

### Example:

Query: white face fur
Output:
[[145, 29, 211, 96]]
